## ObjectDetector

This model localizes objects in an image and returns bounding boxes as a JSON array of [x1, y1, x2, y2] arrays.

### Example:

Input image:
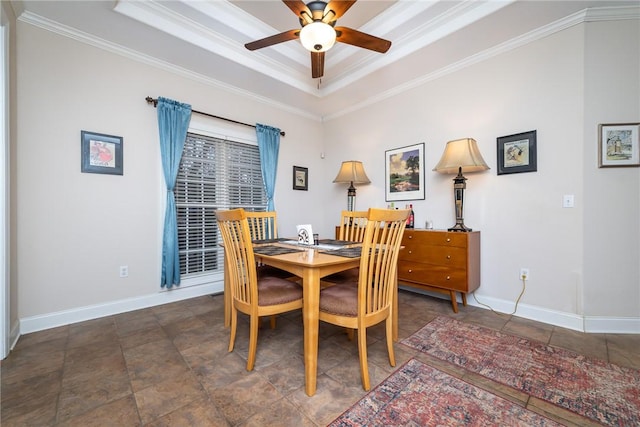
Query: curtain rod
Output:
[[145, 97, 285, 137]]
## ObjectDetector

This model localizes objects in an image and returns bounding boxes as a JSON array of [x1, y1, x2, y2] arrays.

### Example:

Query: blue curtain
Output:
[[256, 124, 281, 211], [157, 97, 192, 289]]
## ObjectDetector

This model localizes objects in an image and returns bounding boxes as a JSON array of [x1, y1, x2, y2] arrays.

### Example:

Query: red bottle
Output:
[[407, 204, 415, 228]]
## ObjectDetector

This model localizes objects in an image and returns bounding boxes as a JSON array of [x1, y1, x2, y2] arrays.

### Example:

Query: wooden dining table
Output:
[[222, 241, 399, 397]]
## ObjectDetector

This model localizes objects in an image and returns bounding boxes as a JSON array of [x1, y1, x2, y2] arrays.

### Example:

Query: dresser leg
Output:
[[461, 292, 467, 306], [449, 290, 459, 313]]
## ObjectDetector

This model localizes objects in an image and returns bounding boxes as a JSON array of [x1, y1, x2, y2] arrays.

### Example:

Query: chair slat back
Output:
[[358, 208, 409, 317], [338, 210, 368, 242], [245, 211, 278, 241], [216, 208, 258, 306]]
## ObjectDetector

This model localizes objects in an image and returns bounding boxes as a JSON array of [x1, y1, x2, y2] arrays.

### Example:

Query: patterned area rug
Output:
[[329, 359, 560, 426], [402, 317, 640, 426]]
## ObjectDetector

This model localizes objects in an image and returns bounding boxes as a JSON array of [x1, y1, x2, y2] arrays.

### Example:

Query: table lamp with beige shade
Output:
[[433, 138, 490, 232], [333, 160, 371, 211]]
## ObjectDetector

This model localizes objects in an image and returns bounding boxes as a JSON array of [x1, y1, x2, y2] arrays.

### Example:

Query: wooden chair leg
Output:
[[346, 328, 354, 341], [247, 315, 259, 371], [228, 307, 237, 352], [386, 316, 396, 367], [357, 328, 370, 391], [270, 315, 277, 329]]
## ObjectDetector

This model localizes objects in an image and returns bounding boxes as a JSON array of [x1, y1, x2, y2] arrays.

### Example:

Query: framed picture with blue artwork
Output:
[[81, 130, 123, 175]]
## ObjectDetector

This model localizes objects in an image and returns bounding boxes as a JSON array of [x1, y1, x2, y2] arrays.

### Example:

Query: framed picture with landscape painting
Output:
[[385, 143, 425, 202]]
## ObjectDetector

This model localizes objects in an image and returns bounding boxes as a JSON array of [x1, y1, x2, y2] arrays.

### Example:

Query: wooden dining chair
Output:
[[245, 210, 279, 241], [216, 208, 303, 371], [322, 210, 368, 285], [245, 211, 295, 277], [245, 210, 299, 329], [318, 207, 409, 390], [338, 210, 368, 242]]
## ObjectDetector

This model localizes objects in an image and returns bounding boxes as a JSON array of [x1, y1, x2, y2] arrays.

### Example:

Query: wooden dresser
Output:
[[397, 229, 480, 312]]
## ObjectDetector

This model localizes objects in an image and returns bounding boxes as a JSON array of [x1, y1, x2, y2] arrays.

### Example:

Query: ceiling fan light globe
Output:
[[300, 22, 336, 52]]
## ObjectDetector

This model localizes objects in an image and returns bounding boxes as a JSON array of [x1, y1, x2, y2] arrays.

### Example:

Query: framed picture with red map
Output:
[[81, 130, 123, 175]]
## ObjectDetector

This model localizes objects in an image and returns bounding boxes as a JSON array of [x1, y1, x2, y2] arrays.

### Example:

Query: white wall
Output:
[[583, 19, 640, 326], [13, 15, 640, 335], [15, 22, 324, 329], [324, 20, 639, 332]]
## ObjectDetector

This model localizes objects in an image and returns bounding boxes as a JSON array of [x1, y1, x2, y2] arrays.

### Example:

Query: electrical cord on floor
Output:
[[472, 276, 527, 316]]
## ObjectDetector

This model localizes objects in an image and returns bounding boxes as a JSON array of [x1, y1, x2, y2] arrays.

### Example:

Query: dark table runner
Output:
[[317, 239, 358, 246], [252, 238, 290, 245], [253, 245, 303, 256], [319, 247, 363, 258]]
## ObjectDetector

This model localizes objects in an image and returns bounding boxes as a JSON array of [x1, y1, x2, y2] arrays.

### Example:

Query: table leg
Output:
[[302, 268, 320, 396]]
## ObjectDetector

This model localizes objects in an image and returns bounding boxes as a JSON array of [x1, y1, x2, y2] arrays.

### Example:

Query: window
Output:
[[174, 132, 266, 279]]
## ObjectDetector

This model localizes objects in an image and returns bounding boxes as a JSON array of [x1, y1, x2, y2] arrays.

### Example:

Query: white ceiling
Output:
[[12, 0, 639, 120]]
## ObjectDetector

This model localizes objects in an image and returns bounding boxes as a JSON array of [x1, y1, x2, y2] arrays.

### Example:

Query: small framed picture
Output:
[[293, 166, 308, 190], [598, 123, 640, 168], [385, 143, 425, 202], [497, 130, 537, 175], [81, 130, 123, 175]]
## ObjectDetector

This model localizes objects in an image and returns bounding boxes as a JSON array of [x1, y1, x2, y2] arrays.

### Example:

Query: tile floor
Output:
[[1, 290, 639, 426]]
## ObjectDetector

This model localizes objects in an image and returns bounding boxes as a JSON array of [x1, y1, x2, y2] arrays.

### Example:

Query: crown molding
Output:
[[324, 5, 639, 121], [17, 10, 321, 122], [113, 0, 318, 96]]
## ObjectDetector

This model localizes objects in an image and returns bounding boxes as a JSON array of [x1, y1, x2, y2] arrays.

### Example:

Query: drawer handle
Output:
[[408, 235, 413, 239], [446, 238, 451, 242], [446, 276, 451, 280], [408, 250, 412, 254], [446, 255, 451, 259], [408, 269, 413, 273]]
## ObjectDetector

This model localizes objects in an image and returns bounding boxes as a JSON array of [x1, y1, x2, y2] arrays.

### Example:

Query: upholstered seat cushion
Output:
[[319, 284, 358, 317], [258, 277, 303, 306], [256, 265, 295, 280], [323, 267, 360, 284]]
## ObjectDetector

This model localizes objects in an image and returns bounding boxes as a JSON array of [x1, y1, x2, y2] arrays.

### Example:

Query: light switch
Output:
[[563, 195, 574, 208]]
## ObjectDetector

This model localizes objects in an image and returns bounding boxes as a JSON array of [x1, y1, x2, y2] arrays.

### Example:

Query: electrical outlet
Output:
[[119, 266, 129, 278], [563, 195, 575, 208], [520, 268, 529, 281]]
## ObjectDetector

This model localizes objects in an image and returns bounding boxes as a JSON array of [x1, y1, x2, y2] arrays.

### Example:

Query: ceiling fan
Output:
[[244, 0, 392, 79]]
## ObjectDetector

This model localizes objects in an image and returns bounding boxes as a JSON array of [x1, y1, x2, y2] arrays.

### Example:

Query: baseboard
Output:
[[16, 282, 639, 339], [9, 320, 20, 351], [18, 281, 224, 336], [583, 316, 640, 333], [400, 286, 639, 334]]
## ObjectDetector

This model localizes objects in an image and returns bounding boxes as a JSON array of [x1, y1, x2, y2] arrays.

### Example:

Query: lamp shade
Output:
[[300, 22, 336, 52], [333, 161, 371, 184], [433, 138, 490, 174]]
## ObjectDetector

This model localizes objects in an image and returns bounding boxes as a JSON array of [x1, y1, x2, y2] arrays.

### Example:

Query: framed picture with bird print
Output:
[[497, 130, 537, 175]]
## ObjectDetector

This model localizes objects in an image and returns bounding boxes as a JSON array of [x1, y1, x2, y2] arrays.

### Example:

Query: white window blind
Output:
[[175, 132, 267, 277]]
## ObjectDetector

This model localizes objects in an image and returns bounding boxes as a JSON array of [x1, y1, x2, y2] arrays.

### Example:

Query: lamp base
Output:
[[448, 222, 472, 232]]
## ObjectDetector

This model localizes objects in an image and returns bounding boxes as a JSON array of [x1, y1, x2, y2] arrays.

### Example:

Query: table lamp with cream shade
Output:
[[433, 138, 490, 232], [333, 161, 371, 211]]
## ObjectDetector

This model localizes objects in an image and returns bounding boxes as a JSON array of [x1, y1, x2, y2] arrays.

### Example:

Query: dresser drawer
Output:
[[403, 230, 468, 248], [397, 261, 467, 292], [401, 245, 467, 268]]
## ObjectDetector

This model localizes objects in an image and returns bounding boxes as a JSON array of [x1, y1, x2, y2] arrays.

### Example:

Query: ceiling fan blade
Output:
[[282, 0, 313, 24], [245, 29, 300, 51], [334, 26, 391, 53], [311, 51, 325, 78], [323, 1, 356, 22]]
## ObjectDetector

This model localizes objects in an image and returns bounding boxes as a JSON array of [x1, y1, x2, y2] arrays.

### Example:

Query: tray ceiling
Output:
[[12, 0, 639, 119]]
